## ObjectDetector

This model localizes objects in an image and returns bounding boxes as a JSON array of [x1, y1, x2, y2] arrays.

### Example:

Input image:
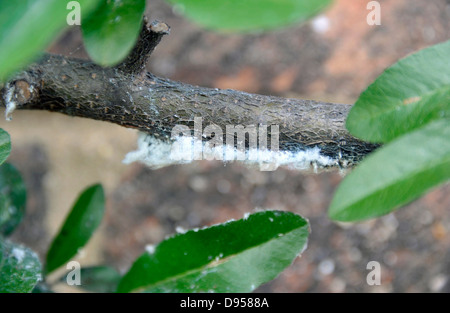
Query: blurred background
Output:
[[1, 0, 450, 292]]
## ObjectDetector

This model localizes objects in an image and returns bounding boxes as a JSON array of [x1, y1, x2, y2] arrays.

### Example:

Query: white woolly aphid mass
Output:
[[3, 83, 17, 121], [123, 132, 337, 172]]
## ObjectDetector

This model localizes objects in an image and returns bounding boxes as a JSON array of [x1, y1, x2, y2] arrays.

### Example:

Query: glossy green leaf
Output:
[[82, 0, 146, 66], [0, 163, 27, 236], [118, 210, 309, 293], [329, 118, 450, 222], [166, 0, 331, 32], [60, 266, 121, 293], [0, 129, 11, 165], [347, 40, 450, 143], [46, 184, 105, 274], [0, 239, 42, 293], [0, 0, 102, 82]]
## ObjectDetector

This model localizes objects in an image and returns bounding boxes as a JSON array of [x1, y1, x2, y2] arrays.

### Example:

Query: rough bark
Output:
[[0, 20, 379, 169]]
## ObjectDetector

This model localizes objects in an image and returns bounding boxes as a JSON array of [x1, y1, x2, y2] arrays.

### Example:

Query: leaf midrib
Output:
[[129, 225, 306, 293]]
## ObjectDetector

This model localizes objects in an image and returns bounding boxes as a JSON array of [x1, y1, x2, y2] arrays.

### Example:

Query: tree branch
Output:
[[0, 19, 379, 169], [116, 19, 170, 75]]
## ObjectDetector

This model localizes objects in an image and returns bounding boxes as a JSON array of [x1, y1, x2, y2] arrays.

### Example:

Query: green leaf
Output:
[[0, 0, 102, 82], [346, 40, 450, 143], [0, 163, 27, 236], [166, 0, 331, 32], [0, 239, 42, 293], [329, 118, 450, 222], [60, 266, 121, 293], [82, 0, 146, 66], [117, 210, 309, 293], [46, 184, 105, 274], [0, 129, 11, 165]]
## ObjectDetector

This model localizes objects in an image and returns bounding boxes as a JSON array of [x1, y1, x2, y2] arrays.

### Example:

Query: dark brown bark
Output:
[[116, 19, 170, 75], [0, 20, 379, 169]]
